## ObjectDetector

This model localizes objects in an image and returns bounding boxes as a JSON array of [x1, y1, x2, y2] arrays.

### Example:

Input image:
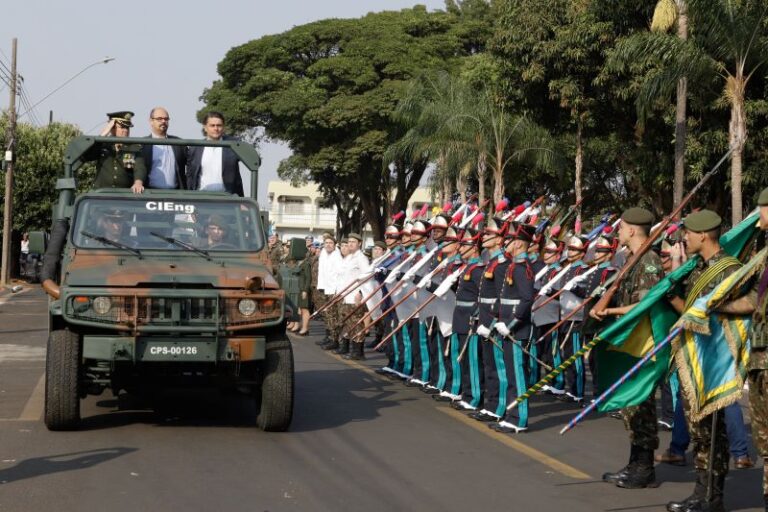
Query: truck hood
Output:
[[63, 254, 278, 289]]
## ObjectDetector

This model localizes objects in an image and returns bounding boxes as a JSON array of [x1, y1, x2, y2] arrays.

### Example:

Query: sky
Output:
[[1, 0, 446, 204]]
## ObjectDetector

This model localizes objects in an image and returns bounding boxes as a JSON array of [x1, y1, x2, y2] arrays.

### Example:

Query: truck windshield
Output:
[[71, 197, 264, 252]]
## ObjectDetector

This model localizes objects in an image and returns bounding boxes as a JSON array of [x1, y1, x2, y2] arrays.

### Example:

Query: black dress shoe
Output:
[[405, 380, 424, 387], [469, 411, 499, 422], [450, 401, 473, 411], [432, 394, 453, 402], [374, 368, 391, 376], [421, 386, 440, 395]]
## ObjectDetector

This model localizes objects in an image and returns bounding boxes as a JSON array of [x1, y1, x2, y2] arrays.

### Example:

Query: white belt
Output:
[[500, 299, 520, 305], [456, 301, 475, 307], [478, 298, 497, 304]]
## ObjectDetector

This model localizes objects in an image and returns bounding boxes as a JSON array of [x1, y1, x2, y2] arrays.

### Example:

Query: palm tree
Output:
[[651, 0, 688, 210], [609, 0, 768, 223]]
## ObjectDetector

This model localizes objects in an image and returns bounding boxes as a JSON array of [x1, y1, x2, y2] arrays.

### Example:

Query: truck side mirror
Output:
[[28, 231, 48, 254]]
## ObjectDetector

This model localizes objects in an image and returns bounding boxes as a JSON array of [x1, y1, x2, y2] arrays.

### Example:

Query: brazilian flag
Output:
[[594, 212, 759, 412]]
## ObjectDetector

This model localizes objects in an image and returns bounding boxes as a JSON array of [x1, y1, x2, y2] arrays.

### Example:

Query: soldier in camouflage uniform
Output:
[[591, 207, 663, 489], [84, 111, 147, 193], [268, 234, 284, 275], [666, 210, 742, 512], [752, 189, 768, 511], [321, 238, 348, 351]]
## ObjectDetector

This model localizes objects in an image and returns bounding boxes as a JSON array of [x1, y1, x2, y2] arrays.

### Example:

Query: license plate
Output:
[[137, 339, 216, 361]]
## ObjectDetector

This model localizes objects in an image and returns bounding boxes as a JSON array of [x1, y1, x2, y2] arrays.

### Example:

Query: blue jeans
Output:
[[669, 394, 750, 458]]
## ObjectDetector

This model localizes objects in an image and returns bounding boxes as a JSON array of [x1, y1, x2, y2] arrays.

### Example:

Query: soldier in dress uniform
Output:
[[490, 221, 536, 433], [577, 229, 619, 398], [377, 223, 408, 377], [590, 207, 662, 489], [526, 233, 545, 385], [554, 233, 591, 404], [449, 227, 486, 412], [533, 238, 565, 395], [407, 220, 435, 387], [85, 111, 146, 193], [471, 216, 512, 422]]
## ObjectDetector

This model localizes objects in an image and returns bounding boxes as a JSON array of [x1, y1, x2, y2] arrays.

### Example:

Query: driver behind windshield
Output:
[[204, 215, 229, 248]]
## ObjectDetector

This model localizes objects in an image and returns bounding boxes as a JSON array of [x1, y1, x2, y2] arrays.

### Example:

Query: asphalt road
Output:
[[0, 287, 764, 511]]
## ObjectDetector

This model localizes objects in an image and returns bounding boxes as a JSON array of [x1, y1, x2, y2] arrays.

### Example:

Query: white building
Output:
[[266, 181, 435, 244]]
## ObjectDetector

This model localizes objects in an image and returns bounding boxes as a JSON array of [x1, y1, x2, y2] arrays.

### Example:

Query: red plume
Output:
[[529, 214, 539, 224], [471, 212, 484, 227], [513, 204, 526, 217], [551, 225, 561, 237], [468, 204, 478, 213], [495, 198, 510, 213], [392, 211, 405, 223], [442, 201, 453, 213], [603, 225, 614, 234], [666, 224, 679, 235], [451, 210, 464, 224]]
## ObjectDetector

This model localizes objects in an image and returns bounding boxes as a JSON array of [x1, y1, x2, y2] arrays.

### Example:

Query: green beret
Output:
[[758, 187, 768, 206], [347, 232, 363, 242], [107, 110, 134, 127], [373, 240, 387, 250], [683, 209, 722, 232], [621, 207, 654, 226]]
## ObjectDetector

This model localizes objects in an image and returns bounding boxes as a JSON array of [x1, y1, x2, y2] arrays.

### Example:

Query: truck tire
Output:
[[44, 329, 81, 431], [256, 336, 294, 432]]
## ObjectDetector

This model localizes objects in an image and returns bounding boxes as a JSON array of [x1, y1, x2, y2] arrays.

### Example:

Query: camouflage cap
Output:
[[759, 187, 768, 206], [621, 207, 654, 226], [683, 209, 722, 232], [347, 232, 363, 242], [373, 240, 387, 250], [107, 110, 134, 127]]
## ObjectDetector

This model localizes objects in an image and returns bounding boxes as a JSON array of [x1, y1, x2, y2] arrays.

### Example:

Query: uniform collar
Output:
[[468, 256, 482, 265], [513, 253, 528, 263]]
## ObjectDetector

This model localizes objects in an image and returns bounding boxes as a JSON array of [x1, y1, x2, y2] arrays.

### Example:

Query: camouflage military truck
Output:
[[32, 136, 293, 432]]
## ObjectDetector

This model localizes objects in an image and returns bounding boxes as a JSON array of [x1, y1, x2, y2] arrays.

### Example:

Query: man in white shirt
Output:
[[141, 107, 187, 189], [186, 112, 244, 196], [334, 233, 370, 359], [315, 234, 341, 346]]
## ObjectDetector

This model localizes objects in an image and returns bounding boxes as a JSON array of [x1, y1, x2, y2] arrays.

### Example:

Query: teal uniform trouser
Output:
[[459, 333, 483, 407]]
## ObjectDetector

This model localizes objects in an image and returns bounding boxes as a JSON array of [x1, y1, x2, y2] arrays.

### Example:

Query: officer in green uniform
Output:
[[591, 207, 663, 489], [85, 111, 147, 193], [666, 209, 742, 512]]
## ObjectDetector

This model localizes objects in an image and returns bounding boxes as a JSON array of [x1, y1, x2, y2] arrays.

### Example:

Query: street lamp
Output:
[[17, 57, 115, 120]]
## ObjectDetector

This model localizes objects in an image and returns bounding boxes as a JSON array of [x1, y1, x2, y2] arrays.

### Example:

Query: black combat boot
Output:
[[321, 338, 339, 351], [345, 341, 365, 361], [667, 469, 712, 512], [602, 445, 638, 484], [616, 448, 656, 489], [334, 337, 350, 355], [315, 328, 332, 345]]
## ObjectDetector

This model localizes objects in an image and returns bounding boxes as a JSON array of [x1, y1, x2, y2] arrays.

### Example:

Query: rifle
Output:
[[590, 146, 734, 315], [310, 272, 374, 320], [372, 262, 467, 349], [335, 251, 403, 325]]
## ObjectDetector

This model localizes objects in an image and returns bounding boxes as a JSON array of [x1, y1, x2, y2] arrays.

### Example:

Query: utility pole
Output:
[[1, 38, 17, 286]]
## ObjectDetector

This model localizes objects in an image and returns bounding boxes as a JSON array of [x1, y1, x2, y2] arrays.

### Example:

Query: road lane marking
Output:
[[18, 373, 45, 421], [435, 407, 590, 479], [326, 350, 591, 480], [0, 344, 46, 362]]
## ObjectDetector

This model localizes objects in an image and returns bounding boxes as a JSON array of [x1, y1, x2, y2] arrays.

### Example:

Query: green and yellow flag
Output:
[[594, 212, 759, 412]]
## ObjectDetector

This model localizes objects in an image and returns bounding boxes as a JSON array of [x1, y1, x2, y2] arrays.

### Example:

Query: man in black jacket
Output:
[[141, 107, 187, 190], [185, 111, 244, 196]]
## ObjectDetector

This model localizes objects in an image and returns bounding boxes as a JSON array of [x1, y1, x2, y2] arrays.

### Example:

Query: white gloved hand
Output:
[[476, 324, 492, 338], [432, 277, 455, 297], [494, 322, 510, 337]]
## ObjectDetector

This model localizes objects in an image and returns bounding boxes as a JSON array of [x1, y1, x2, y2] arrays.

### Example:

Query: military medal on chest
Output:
[[122, 151, 135, 170]]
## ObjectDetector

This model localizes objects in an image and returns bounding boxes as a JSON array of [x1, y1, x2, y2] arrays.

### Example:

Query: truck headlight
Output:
[[238, 299, 257, 317], [92, 297, 112, 315]]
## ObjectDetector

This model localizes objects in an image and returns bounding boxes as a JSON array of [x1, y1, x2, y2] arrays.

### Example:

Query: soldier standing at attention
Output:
[[590, 207, 662, 489], [85, 111, 146, 193], [268, 233, 283, 274], [471, 216, 511, 422], [713, 187, 768, 510], [490, 221, 536, 433], [665, 210, 742, 512]]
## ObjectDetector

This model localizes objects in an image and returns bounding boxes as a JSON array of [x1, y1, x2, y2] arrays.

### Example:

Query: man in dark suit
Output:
[[185, 111, 244, 196], [141, 107, 188, 189]]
